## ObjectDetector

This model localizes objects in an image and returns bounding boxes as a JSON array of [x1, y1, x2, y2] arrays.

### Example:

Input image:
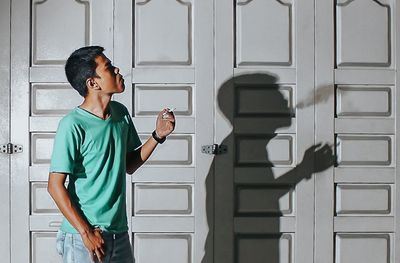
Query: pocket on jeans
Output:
[[55, 230, 66, 256]]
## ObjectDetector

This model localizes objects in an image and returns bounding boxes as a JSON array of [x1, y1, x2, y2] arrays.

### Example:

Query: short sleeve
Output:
[[127, 114, 142, 152], [49, 118, 81, 174]]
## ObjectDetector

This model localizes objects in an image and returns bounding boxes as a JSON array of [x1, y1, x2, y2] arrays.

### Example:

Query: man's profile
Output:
[[47, 46, 175, 263]]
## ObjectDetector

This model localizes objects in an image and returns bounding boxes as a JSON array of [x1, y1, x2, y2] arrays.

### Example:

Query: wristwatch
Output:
[[152, 130, 166, 144]]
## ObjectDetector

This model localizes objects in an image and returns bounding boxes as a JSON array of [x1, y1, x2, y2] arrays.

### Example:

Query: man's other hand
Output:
[[81, 228, 105, 262]]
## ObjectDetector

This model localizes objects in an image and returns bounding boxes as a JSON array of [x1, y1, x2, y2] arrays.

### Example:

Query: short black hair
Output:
[[65, 46, 105, 97]]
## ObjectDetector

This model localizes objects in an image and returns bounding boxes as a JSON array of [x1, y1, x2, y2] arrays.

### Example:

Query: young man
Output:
[[47, 46, 175, 263]]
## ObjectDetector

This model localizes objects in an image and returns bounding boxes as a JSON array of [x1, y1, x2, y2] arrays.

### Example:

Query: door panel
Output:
[[135, 0, 192, 65], [336, 0, 391, 67], [236, 0, 293, 66], [31, 0, 90, 65], [134, 233, 193, 263], [31, 232, 60, 263], [31, 84, 83, 116]]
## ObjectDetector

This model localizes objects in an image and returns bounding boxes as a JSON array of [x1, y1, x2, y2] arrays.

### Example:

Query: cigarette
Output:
[[162, 107, 175, 118]]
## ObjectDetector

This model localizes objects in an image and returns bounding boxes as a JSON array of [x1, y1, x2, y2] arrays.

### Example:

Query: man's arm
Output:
[[126, 108, 175, 174], [126, 136, 160, 174], [47, 172, 105, 262]]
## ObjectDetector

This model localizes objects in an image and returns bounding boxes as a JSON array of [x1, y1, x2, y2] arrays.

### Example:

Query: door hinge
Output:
[[201, 144, 227, 155], [1, 143, 23, 154]]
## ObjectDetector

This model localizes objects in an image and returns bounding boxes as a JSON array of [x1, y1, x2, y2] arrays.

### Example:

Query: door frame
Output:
[[396, 1, 400, 260], [396, 2, 400, 261], [314, 0, 335, 262], [10, 0, 30, 262], [0, 0, 11, 262]]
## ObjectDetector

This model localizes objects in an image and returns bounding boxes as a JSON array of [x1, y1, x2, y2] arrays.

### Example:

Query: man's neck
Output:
[[79, 94, 112, 120]]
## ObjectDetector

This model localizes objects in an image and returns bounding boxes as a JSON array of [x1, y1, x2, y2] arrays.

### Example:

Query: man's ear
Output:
[[86, 78, 100, 91]]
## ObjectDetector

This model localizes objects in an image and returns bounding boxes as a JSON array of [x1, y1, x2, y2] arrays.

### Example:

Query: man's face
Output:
[[92, 54, 125, 94]]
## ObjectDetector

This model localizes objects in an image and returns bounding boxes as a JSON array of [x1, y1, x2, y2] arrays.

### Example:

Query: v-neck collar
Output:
[[76, 103, 113, 122]]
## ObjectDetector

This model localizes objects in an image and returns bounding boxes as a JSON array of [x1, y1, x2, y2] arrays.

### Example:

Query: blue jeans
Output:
[[56, 229, 134, 263]]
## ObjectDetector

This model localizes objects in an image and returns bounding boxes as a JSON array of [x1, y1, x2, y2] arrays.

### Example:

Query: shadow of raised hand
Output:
[[272, 143, 335, 185], [299, 143, 335, 179]]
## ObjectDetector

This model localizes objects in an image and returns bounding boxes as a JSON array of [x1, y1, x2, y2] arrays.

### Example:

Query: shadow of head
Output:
[[217, 73, 293, 135]]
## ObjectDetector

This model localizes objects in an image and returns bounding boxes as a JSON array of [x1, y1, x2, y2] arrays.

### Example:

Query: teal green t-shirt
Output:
[[49, 101, 142, 234]]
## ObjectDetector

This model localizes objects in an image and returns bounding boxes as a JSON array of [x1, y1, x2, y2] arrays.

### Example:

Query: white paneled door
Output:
[[11, 1, 114, 262], [315, 1, 400, 263], [113, 1, 213, 263], [5, 0, 400, 263], [211, 1, 315, 263], [10, 0, 212, 263]]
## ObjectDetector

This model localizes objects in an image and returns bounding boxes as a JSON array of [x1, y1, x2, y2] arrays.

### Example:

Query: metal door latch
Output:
[[201, 144, 227, 155], [1, 143, 23, 154]]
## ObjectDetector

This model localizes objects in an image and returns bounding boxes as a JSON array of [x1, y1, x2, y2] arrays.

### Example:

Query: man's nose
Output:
[[114, 67, 120, 74]]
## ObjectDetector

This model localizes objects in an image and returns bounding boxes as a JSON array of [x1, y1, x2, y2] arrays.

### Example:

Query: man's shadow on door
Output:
[[202, 73, 335, 263]]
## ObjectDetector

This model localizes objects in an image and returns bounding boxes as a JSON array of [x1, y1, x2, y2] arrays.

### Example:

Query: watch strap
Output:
[[152, 130, 166, 144]]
